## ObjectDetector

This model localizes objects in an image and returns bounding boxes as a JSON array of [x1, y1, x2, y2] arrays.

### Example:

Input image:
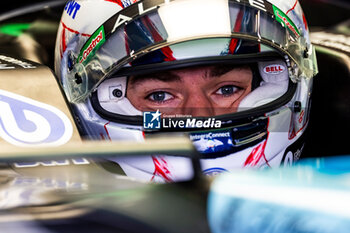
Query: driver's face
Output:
[[127, 65, 252, 117]]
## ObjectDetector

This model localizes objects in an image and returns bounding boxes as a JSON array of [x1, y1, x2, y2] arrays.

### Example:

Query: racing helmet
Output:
[[55, 0, 318, 181]]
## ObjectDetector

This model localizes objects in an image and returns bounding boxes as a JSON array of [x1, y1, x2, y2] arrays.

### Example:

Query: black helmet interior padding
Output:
[[250, 63, 261, 91]]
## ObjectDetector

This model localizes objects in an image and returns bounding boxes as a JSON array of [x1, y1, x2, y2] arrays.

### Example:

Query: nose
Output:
[[181, 92, 215, 117]]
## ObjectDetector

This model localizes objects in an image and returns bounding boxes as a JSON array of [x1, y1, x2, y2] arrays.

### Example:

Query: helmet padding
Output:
[[97, 77, 141, 116], [238, 60, 289, 110]]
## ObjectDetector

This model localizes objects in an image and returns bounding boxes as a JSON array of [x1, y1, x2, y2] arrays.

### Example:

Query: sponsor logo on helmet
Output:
[[246, 0, 266, 12], [78, 26, 105, 64], [80, 0, 274, 63], [64, 0, 81, 20], [190, 132, 230, 140], [263, 64, 285, 74], [108, 0, 268, 35], [191, 130, 233, 154], [273, 6, 300, 39]]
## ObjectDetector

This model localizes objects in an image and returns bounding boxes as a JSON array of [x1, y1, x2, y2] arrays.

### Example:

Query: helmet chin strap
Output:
[[238, 59, 289, 111], [97, 77, 142, 115]]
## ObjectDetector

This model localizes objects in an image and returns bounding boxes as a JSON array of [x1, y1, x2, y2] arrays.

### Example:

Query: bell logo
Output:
[[263, 64, 285, 74]]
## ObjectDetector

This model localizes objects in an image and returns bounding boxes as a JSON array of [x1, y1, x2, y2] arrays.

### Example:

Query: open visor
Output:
[[63, 0, 317, 103]]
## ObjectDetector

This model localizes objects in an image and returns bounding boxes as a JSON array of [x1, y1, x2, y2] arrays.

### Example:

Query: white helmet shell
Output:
[[55, 0, 317, 182]]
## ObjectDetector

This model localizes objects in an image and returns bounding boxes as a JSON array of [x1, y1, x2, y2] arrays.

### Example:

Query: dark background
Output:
[[301, 0, 349, 28]]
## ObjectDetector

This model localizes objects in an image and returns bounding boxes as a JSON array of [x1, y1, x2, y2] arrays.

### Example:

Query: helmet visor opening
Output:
[[92, 59, 295, 125], [64, 0, 313, 103]]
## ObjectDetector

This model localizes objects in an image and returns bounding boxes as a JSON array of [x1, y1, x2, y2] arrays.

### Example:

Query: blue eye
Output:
[[148, 91, 172, 102], [216, 85, 237, 96]]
